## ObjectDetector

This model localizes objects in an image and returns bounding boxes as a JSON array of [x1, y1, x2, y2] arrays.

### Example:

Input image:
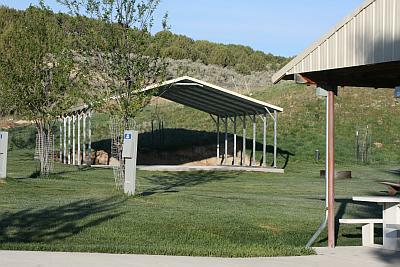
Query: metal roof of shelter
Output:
[[142, 76, 283, 117], [272, 0, 400, 88]]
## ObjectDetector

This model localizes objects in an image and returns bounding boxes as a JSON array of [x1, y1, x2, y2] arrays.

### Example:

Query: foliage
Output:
[[0, 6, 82, 175], [57, 0, 168, 127]]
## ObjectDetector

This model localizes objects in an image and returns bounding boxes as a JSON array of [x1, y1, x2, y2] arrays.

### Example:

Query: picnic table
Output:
[[353, 196, 400, 251]]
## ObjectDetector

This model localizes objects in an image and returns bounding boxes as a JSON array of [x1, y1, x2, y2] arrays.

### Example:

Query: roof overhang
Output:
[[142, 76, 283, 117]]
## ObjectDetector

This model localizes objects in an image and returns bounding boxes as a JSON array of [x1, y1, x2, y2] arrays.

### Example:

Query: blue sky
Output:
[[0, 0, 365, 57]]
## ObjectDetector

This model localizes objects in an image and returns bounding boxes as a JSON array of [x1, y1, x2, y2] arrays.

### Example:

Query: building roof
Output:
[[142, 76, 283, 117], [272, 0, 400, 88]]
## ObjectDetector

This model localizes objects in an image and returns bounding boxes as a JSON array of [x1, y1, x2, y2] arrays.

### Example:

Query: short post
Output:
[[122, 130, 139, 196], [242, 115, 246, 166], [0, 131, 9, 178], [233, 116, 237, 166], [252, 115, 256, 166], [262, 114, 267, 167], [274, 110, 278, 168]]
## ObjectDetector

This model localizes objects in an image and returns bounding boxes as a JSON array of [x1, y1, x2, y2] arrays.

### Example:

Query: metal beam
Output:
[[87, 110, 92, 166], [77, 113, 81, 166], [68, 116, 71, 165], [83, 112, 86, 164], [72, 114, 76, 165], [217, 116, 220, 165], [59, 120, 62, 163], [224, 117, 228, 165], [63, 117, 66, 164]]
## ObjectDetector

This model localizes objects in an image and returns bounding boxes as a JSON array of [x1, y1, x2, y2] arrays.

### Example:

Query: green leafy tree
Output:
[[0, 6, 81, 175], [58, 0, 169, 129]]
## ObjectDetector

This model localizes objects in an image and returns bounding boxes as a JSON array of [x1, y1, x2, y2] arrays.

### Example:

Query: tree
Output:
[[57, 0, 169, 129], [0, 6, 81, 175]]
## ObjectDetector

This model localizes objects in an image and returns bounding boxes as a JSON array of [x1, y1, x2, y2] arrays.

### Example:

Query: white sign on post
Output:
[[122, 130, 138, 196], [0, 131, 9, 178]]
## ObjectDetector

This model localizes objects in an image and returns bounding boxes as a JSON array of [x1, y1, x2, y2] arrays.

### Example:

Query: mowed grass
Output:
[[1, 149, 398, 257]]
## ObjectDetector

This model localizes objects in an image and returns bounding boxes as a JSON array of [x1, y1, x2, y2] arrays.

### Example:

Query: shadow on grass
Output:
[[139, 171, 239, 197], [0, 197, 125, 243]]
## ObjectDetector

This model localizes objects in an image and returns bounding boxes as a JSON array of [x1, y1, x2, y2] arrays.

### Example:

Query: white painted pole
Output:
[[68, 116, 71, 165], [83, 112, 86, 165], [77, 113, 81, 166], [72, 114, 76, 165], [252, 115, 256, 166], [59, 120, 62, 163], [63, 117, 67, 164], [216, 116, 220, 165], [242, 115, 246, 166], [88, 110, 92, 166], [233, 116, 237, 166], [274, 110, 278, 168], [224, 117, 228, 165], [263, 114, 267, 167]]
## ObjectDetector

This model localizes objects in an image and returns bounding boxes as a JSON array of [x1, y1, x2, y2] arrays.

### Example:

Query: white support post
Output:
[[83, 112, 86, 165], [262, 114, 267, 167], [242, 115, 246, 166], [77, 113, 81, 166], [252, 115, 256, 166], [59, 120, 62, 163], [88, 110, 92, 166], [273, 110, 278, 168], [216, 116, 220, 165], [63, 117, 67, 164], [224, 117, 228, 165], [233, 116, 237, 166], [72, 114, 76, 165], [68, 116, 71, 165]]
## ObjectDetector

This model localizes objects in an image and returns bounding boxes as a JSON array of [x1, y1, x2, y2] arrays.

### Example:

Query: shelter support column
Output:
[[72, 114, 76, 165], [83, 112, 86, 165], [59, 120, 62, 163], [252, 115, 256, 166], [224, 117, 228, 165], [233, 116, 237, 165], [77, 113, 81, 166], [216, 116, 220, 165], [242, 115, 246, 166], [68, 116, 71, 165], [325, 85, 337, 249], [63, 117, 67, 164], [273, 110, 278, 168], [88, 110, 92, 166], [262, 114, 267, 167]]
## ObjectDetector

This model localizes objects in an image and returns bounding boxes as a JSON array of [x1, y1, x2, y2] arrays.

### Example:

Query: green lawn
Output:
[[0, 149, 398, 257]]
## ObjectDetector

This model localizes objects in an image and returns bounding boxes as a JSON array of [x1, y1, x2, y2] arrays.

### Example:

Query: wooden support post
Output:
[[274, 110, 278, 168], [233, 116, 237, 166], [262, 114, 267, 167], [77, 113, 81, 166], [252, 115, 256, 166], [216, 116, 220, 165], [242, 115, 246, 166]]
